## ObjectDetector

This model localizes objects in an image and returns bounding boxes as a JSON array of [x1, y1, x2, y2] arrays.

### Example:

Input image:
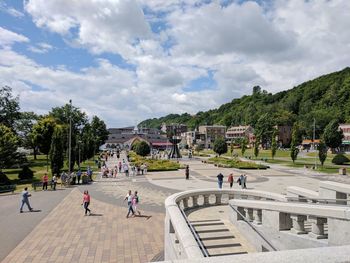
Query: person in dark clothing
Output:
[[217, 173, 224, 189], [185, 165, 190, 179]]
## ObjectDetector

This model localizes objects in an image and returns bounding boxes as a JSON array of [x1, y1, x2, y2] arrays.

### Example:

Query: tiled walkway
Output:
[[2, 189, 164, 263]]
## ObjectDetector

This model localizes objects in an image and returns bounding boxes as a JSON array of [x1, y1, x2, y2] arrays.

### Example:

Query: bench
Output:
[[32, 181, 53, 191], [0, 184, 16, 194]]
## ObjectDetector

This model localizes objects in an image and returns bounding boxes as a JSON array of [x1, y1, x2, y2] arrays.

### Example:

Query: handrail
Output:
[[229, 204, 278, 252], [286, 196, 350, 204], [179, 208, 209, 257]]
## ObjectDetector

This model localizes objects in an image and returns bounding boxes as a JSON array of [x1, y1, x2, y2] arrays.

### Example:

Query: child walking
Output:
[[82, 190, 91, 216]]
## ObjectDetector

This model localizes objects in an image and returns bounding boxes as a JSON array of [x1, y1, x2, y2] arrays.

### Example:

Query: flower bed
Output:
[[207, 157, 268, 169]]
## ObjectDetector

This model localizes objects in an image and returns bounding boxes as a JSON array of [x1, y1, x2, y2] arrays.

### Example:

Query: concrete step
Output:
[[207, 245, 247, 257], [202, 239, 241, 247]]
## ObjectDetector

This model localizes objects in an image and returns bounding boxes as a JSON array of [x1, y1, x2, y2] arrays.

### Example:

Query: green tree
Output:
[[31, 117, 56, 171], [91, 116, 109, 154], [135, 141, 150, 156], [254, 113, 275, 149], [15, 112, 39, 159], [230, 138, 234, 156], [0, 86, 20, 130], [318, 140, 327, 166], [0, 124, 23, 170], [240, 137, 248, 156], [271, 131, 277, 159], [213, 137, 227, 156], [290, 125, 299, 163], [254, 136, 260, 159], [49, 125, 65, 176], [323, 120, 343, 152]]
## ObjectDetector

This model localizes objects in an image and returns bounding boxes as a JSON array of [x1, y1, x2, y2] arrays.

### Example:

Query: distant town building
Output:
[[339, 124, 350, 152], [161, 123, 188, 137], [198, 125, 226, 149], [181, 130, 206, 148], [276, 125, 292, 146], [226, 125, 254, 143], [104, 126, 170, 150], [301, 139, 320, 150]]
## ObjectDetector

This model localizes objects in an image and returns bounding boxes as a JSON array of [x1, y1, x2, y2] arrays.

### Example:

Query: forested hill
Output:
[[139, 67, 350, 138]]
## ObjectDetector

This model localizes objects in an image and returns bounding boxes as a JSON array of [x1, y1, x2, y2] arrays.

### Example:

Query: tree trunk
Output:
[[33, 147, 37, 160], [47, 154, 49, 172]]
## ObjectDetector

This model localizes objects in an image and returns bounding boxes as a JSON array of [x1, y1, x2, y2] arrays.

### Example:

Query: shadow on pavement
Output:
[[134, 215, 152, 220], [89, 213, 103, 216], [20, 209, 42, 213]]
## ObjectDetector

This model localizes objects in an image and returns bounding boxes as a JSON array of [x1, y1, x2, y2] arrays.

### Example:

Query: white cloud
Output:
[[27, 42, 53, 53], [0, 26, 29, 47], [1, 0, 350, 127], [0, 2, 25, 18], [24, 0, 152, 59]]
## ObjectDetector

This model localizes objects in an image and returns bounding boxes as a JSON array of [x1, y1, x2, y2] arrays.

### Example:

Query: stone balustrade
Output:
[[229, 199, 350, 247], [164, 189, 286, 260]]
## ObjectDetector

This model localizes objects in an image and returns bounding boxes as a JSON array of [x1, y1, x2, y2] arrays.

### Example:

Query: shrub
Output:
[[18, 165, 34, 180], [0, 171, 11, 185], [134, 141, 150, 157], [332, 154, 350, 165]]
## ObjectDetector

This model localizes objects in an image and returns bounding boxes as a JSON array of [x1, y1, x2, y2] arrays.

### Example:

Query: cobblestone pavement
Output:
[[2, 188, 164, 263], [3, 153, 350, 263]]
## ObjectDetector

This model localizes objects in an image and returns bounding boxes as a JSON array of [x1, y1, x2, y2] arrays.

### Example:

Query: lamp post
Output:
[[78, 140, 81, 169], [68, 99, 72, 174], [313, 118, 317, 169]]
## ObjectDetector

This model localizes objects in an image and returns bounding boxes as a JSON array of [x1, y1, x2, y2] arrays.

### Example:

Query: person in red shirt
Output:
[[42, 173, 49, 191], [82, 190, 91, 216], [228, 173, 234, 188]]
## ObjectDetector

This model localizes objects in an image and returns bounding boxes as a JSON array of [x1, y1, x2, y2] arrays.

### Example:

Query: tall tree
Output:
[[0, 124, 23, 170], [91, 116, 109, 154], [271, 130, 277, 159], [49, 125, 65, 176], [31, 117, 56, 171], [254, 136, 260, 159], [15, 112, 39, 159], [240, 137, 248, 156], [254, 113, 275, 149], [318, 140, 327, 167], [0, 86, 20, 130], [213, 137, 227, 156], [290, 124, 299, 163], [323, 120, 343, 153]]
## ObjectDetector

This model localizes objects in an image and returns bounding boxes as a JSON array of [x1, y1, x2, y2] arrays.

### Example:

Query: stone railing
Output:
[[229, 199, 350, 250], [164, 188, 287, 260]]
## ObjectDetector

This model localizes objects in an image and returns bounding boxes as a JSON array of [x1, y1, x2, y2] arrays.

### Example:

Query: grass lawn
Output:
[[129, 152, 181, 171], [2, 154, 100, 192], [207, 157, 268, 169]]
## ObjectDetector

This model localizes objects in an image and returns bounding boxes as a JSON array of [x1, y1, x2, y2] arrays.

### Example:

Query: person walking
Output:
[[132, 191, 141, 216], [228, 173, 234, 188], [243, 174, 247, 189], [82, 190, 91, 216], [185, 165, 189, 180], [76, 169, 82, 184], [123, 163, 129, 177], [238, 174, 244, 189], [217, 172, 224, 189], [52, 175, 57, 190], [124, 190, 135, 218], [118, 161, 122, 173], [20, 187, 33, 213], [42, 173, 49, 190]]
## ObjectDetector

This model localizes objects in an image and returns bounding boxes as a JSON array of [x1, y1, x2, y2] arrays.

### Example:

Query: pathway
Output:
[[2, 188, 164, 263]]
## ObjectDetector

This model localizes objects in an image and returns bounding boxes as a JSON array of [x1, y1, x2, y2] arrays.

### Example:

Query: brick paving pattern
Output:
[[2, 188, 164, 263]]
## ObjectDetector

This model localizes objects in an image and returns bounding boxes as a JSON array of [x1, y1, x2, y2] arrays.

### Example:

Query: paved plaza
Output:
[[1, 154, 350, 262]]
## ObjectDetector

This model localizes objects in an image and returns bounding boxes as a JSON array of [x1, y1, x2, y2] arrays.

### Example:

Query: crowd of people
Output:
[[217, 172, 247, 189]]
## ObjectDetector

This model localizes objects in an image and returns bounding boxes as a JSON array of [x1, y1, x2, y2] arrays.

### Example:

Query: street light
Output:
[[68, 99, 72, 174], [78, 140, 82, 169]]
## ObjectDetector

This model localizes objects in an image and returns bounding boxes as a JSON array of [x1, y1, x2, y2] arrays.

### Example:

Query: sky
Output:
[[1, 0, 350, 128]]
